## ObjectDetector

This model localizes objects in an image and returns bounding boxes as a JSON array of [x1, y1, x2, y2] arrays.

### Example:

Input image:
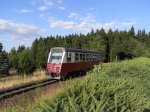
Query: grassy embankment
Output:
[[0, 70, 46, 90], [29, 57, 150, 112]]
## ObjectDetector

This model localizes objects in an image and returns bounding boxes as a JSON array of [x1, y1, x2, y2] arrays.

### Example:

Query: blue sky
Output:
[[0, 0, 150, 51]]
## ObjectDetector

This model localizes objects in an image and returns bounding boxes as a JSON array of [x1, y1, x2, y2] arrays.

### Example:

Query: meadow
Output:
[[0, 70, 46, 90]]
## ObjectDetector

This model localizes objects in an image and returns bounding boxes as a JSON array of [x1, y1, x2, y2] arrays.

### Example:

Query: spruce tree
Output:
[[1, 51, 9, 74], [0, 43, 3, 68], [128, 26, 135, 37], [8, 47, 18, 69], [0, 43, 9, 75]]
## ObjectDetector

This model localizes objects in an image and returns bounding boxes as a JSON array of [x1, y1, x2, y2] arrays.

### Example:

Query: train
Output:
[[46, 47, 101, 80]]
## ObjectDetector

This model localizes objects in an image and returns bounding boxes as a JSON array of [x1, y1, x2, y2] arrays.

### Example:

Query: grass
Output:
[[28, 57, 150, 112], [0, 70, 46, 90], [0, 79, 74, 112]]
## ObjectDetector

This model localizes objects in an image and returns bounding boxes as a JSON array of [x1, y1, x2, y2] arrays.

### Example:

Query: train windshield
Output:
[[49, 52, 63, 64]]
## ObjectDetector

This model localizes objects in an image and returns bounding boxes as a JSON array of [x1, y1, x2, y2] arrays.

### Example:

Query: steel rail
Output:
[[0, 79, 58, 100]]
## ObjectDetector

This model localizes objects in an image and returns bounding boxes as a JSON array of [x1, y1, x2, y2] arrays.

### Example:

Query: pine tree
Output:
[[0, 43, 9, 75], [0, 43, 3, 68], [9, 47, 18, 69], [128, 26, 135, 37], [106, 29, 114, 62], [1, 51, 9, 74], [98, 28, 107, 62]]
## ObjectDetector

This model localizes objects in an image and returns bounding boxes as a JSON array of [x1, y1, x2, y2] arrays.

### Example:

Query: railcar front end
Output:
[[46, 48, 65, 79]]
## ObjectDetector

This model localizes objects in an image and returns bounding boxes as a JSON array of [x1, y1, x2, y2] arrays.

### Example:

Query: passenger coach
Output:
[[46, 47, 101, 80]]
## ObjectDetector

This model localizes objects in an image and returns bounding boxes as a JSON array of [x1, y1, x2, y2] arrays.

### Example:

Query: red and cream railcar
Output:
[[46, 47, 101, 80]]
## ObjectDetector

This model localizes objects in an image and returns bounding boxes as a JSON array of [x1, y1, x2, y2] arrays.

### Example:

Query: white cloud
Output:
[[38, 6, 49, 11], [19, 9, 33, 13], [121, 21, 136, 27], [68, 12, 78, 18], [48, 15, 136, 33], [57, 0, 62, 4], [40, 0, 54, 6], [101, 21, 136, 30], [39, 0, 62, 6], [39, 0, 64, 10], [0, 19, 46, 38], [59, 6, 66, 10], [11, 36, 35, 45], [14, 9, 33, 13], [89, 7, 94, 10], [49, 17, 76, 29], [39, 13, 46, 19]]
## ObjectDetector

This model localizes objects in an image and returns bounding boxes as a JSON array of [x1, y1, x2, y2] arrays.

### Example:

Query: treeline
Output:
[[0, 43, 9, 75], [6, 26, 150, 75]]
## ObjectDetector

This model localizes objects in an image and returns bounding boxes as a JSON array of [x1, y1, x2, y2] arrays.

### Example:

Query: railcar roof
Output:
[[51, 47, 101, 54]]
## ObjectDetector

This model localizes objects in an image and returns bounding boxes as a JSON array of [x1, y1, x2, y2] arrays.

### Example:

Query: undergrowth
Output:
[[28, 57, 150, 112]]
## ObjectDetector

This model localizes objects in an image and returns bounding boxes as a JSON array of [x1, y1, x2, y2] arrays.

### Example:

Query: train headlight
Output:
[[56, 67, 61, 72]]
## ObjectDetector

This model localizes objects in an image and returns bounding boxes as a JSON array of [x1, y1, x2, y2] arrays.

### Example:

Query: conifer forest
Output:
[[0, 26, 150, 75]]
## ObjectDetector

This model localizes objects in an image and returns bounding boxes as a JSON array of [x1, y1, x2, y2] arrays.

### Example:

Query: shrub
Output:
[[29, 57, 150, 112], [99, 57, 150, 95]]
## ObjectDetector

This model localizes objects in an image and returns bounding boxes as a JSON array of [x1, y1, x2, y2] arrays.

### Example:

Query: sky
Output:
[[0, 0, 150, 51]]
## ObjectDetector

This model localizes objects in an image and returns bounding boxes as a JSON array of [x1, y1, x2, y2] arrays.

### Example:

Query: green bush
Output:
[[29, 57, 150, 112], [99, 57, 150, 95]]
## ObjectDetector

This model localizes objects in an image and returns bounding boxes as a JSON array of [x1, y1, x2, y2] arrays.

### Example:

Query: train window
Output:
[[86, 54, 89, 61], [92, 54, 95, 61], [67, 53, 71, 62], [75, 53, 79, 61], [83, 54, 85, 61], [96, 54, 98, 60], [80, 54, 83, 61], [90, 54, 92, 61], [97, 55, 99, 60], [49, 52, 63, 64], [95, 54, 97, 60], [98, 54, 100, 60]]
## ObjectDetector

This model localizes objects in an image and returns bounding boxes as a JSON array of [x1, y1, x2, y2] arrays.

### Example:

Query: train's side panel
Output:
[[60, 61, 100, 76]]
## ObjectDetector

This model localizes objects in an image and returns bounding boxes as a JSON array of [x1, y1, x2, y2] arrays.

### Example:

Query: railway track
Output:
[[0, 79, 58, 100]]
